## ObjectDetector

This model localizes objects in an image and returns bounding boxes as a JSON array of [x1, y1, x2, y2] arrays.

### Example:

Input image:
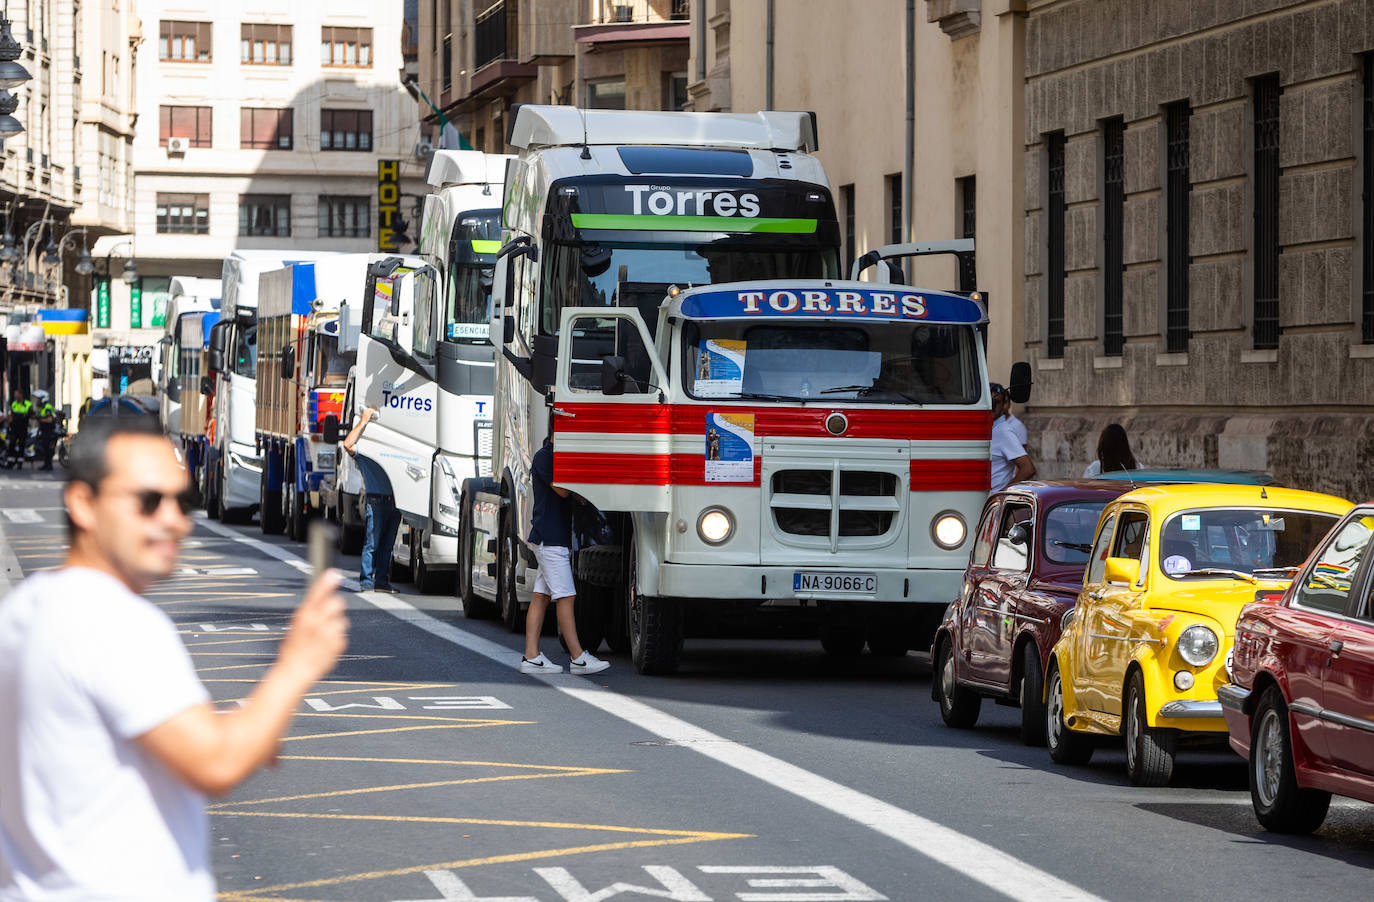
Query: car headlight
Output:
[[931, 511, 967, 550], [697, 508, 733, 545], [1177, 625, 1219, 667]]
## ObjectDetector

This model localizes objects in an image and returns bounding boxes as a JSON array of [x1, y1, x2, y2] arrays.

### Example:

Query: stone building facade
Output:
[[1023, 0, 1374, 499]]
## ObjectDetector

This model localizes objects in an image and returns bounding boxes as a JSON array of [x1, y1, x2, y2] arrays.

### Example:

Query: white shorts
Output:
[[530, 543, 576, 600]]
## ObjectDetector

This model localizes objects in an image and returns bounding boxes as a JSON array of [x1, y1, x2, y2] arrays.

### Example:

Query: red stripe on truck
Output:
[[910, 459, 991, 492], [554, 403, 991, 442], [554, 452, 762, 487]]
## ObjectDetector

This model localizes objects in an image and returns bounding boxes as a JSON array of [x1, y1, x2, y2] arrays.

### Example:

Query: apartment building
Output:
[[416, 0, 690, 153], [121, 0, 427, 330]]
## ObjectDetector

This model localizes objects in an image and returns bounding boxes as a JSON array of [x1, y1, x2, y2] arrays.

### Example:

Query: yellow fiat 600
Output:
[[1045, 483, 1352, 786]]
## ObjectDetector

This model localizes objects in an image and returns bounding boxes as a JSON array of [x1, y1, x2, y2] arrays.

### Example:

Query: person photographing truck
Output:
[[520, 435, 610, 676]]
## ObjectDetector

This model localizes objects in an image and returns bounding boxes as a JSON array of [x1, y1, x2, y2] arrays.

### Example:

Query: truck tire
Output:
[[285, 453, 306, 543], [576, 545, 624, 587], [337, 493, 364, 554], [259, 464, 284, 535], [458, 499, 495, 619], [627, 541, 682, 674], [204, 460, 221, 520], [412, 534, 450, 594], [498, 504, 525, 633]]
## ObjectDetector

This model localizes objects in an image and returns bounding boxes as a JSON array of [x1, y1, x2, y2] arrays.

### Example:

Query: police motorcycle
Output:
[[1, 418, 38, 469]]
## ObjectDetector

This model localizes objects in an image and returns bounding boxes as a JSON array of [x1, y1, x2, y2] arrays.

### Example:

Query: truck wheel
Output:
[[571, 578, 607, 654], [458, 501, 494, 619], [627, 541, 682, 674], [388, 530, 413, 584], [204, 460, 221, 520], [412, 534, 449, 594], [498, 505, 525, 633], [576, 545, 624, 587], [337, 493, 364, 554], [285, 464, 306, 542], [259, 464, 284, 535]]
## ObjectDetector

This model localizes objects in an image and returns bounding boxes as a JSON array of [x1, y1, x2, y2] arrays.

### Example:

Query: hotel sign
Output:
[[378, 159, 401, 251]]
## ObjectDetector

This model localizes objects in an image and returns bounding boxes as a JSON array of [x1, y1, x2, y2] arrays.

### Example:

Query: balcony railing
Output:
[[474, 1, 509, 69], [595, 0, 688, 24]]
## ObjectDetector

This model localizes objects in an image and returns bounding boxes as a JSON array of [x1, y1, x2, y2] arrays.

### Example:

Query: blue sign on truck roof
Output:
[[291, 263, 317, 317], [200, 312, 221, 347], [677, 285, 986, 324]]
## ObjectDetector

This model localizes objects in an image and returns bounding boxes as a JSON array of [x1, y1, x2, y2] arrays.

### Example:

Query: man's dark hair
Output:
[[66, 414, 164, 489]]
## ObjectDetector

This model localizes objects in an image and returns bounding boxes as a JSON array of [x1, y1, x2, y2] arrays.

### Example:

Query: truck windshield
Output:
[[316, 333, 350, 383], [233, 324, 257, 379], [543, 240, 838, 337], [681, 319, 981, 404], [444, 209, 501, 344]]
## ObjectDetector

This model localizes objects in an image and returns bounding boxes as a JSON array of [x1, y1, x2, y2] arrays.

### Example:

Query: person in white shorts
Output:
[[520, 435, 610, 675]]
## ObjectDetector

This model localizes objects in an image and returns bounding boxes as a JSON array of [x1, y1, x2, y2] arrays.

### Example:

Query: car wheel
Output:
[[1046, 661, 1094, 765], [820, 625, 865, 657], [933, 638, 981, 728], [1019, 642, 1048, 747], [498, 505, 525, 633], [1250, 686, 1332, 834], [1125, 671, 1177, 787], [628, 539, 682, 674]]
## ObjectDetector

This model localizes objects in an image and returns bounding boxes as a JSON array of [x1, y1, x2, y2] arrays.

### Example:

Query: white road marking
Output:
[[195, 516, 1106, 902], [2, 509, 43, 523]]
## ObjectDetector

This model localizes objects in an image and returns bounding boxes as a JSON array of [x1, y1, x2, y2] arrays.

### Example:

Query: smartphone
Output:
[[307, 521, 338, 580]]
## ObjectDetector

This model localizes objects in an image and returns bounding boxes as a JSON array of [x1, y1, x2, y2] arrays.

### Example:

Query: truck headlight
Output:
[[931, 511, 967, 550], [1178, 625, 1219, 667], [697, 508, 733, 545]]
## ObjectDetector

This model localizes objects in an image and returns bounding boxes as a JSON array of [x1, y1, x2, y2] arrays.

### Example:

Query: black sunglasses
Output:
[[133, 489, 196, 517]]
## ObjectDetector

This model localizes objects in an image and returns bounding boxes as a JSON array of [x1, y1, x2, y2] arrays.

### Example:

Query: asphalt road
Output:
[[3, 467, 1373, 902]]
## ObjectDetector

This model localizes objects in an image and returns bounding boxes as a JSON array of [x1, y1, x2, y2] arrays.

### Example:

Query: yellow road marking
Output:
[[282, 721, 532, 741], [217, 683, 457, 703], [209, 768, 629, 809], [153, 592, 295, 599], [186, 637, 284, 648], [197, 655, 389, 673], [292, 712, 512, 722], [275, 755, 620, 770]]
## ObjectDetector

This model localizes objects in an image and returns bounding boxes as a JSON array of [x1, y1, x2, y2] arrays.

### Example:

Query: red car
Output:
[[1220, 505, 1374, 833], [932, 480, 1130, 744]]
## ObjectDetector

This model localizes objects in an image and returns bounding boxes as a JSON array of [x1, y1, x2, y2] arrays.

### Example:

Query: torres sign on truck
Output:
[[340, 150, 506, 590]]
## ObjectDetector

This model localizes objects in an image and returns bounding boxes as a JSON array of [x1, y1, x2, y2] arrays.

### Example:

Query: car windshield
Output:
[[681, 319, 981, 404], [1043, 501, 1109, 565], [444, 210, 500, 344], [542, 240, 839, 338], [1160, 507, 1340, 579]]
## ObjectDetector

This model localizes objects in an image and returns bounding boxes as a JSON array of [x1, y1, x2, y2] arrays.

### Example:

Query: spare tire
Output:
[[577, 544, 624, 588]]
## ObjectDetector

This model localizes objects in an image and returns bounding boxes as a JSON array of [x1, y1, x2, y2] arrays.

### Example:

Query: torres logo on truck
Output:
[[381, 380, 433, 412], [625, 185, 761, 218]]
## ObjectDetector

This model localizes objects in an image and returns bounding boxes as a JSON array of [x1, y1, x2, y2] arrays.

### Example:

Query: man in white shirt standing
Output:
[[0, 416, 348, 902], [989, 382, 1036, 492]]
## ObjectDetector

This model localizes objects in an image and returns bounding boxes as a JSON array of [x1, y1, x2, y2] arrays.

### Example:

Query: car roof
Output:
[[1092, 468, 1276, 485], [995, 479, 1133, 505], [1109, 483, 1353, 517]]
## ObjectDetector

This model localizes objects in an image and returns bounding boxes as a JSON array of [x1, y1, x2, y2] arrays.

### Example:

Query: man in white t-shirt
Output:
[[0, 417, 348, 902], [989, 382, 1036, 492]]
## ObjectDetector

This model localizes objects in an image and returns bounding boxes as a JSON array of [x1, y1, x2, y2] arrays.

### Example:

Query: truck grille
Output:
[[475, 420, 493, 478], [769, 468, 900, 542]]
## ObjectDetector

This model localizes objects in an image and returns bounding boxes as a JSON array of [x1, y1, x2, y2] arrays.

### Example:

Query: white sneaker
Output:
[[569, 651, 610, 675], [520, 653, 563, 674]]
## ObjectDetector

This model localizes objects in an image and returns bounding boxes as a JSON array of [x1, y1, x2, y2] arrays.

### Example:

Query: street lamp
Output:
[[102, 238, 136, 285], [0, 15, 31, 137], [49, 227, 94, 277]]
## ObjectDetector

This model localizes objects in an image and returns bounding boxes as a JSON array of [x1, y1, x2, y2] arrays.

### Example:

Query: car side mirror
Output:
[[280, 344, 296, 381], [322, 414, 340, 445], [1008, 523, 1031, 546], [1009, 361, 1033, 404], [601, 355, 628, 396], [1104, 556, 1140, 586], [165, 376, 179, 397]]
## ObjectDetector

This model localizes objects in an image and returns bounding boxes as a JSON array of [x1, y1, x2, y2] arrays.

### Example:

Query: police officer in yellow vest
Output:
[[7, 388, 31, 463], [33, 389, 55, 470]]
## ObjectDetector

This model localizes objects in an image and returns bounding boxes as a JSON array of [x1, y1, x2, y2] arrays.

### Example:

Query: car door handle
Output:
[[1087, 590, 1104, 600], [1329, 639, 1345, 656]]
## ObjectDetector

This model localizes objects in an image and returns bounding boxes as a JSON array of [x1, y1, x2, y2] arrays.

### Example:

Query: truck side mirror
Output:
[[280, 344, 296, 381], [199, 376, 213, 396], [322, 414, 341, 445], [207, 322, 228, 373], [601, 355, 628, 396], [165, 376, 179, 397], [503, 314, 515, 345], [1009, 361, 1033, 404]]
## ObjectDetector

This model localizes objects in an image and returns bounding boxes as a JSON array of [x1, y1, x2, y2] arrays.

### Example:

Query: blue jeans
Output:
[[359, 493, 402, 589]]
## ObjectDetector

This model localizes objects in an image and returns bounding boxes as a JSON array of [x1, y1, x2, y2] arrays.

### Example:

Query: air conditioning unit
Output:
[[167, 136, 190, 155], [413, 138, 434, 161]]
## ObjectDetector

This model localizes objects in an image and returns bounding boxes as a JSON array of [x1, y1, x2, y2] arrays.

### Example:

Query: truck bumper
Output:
[[656, 563, 962, 605], [224, 444, 262, 510], [423, 531, 459, 570]]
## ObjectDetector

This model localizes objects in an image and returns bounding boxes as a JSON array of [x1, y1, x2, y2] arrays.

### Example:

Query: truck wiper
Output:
[[819, 383, 922, 404], [1174, 567, 1257, 584], [728, 391, 809, 403]]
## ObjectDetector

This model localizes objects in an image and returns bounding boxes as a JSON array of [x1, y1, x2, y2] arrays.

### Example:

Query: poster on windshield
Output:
[[705, 412, 755, 482], [694, 339, 747, 398]]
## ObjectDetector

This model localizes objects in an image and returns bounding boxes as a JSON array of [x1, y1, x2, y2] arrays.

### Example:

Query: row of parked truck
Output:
[[153, 104, 1027, 674]]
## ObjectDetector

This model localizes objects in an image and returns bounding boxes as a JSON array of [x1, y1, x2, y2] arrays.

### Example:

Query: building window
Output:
[[1046, 133, 1066, 359], [321, 26, 372, 67], [1103, 118, 1125, 356], [239, 195, 291, 237], [240, 108, 293, 150], [840, 183, 855, 273], [442, 35, 452, 90], [888, 173, 903, 246], [474, 2, 508, 68], [671, 0, 691, 19], [159, 21, 211, 62], [587, 79, 626, 110], [159, 105, 212, 148], [241, 24, 292, 65], [1364, 56, 1374, 343], [1253, 75, 1281, 351], [665, 71, 688, 111], [319, 196, 370, 238], [156, 193, 209, 234], [320, 110, 372, 151], [1165, 102, 1191, 353], [958, 175, 977, 292]]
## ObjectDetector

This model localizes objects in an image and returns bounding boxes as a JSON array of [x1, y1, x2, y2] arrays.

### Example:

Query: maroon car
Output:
[[932, 480, 1129, 744], [1220, 504, 1374, 834]]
